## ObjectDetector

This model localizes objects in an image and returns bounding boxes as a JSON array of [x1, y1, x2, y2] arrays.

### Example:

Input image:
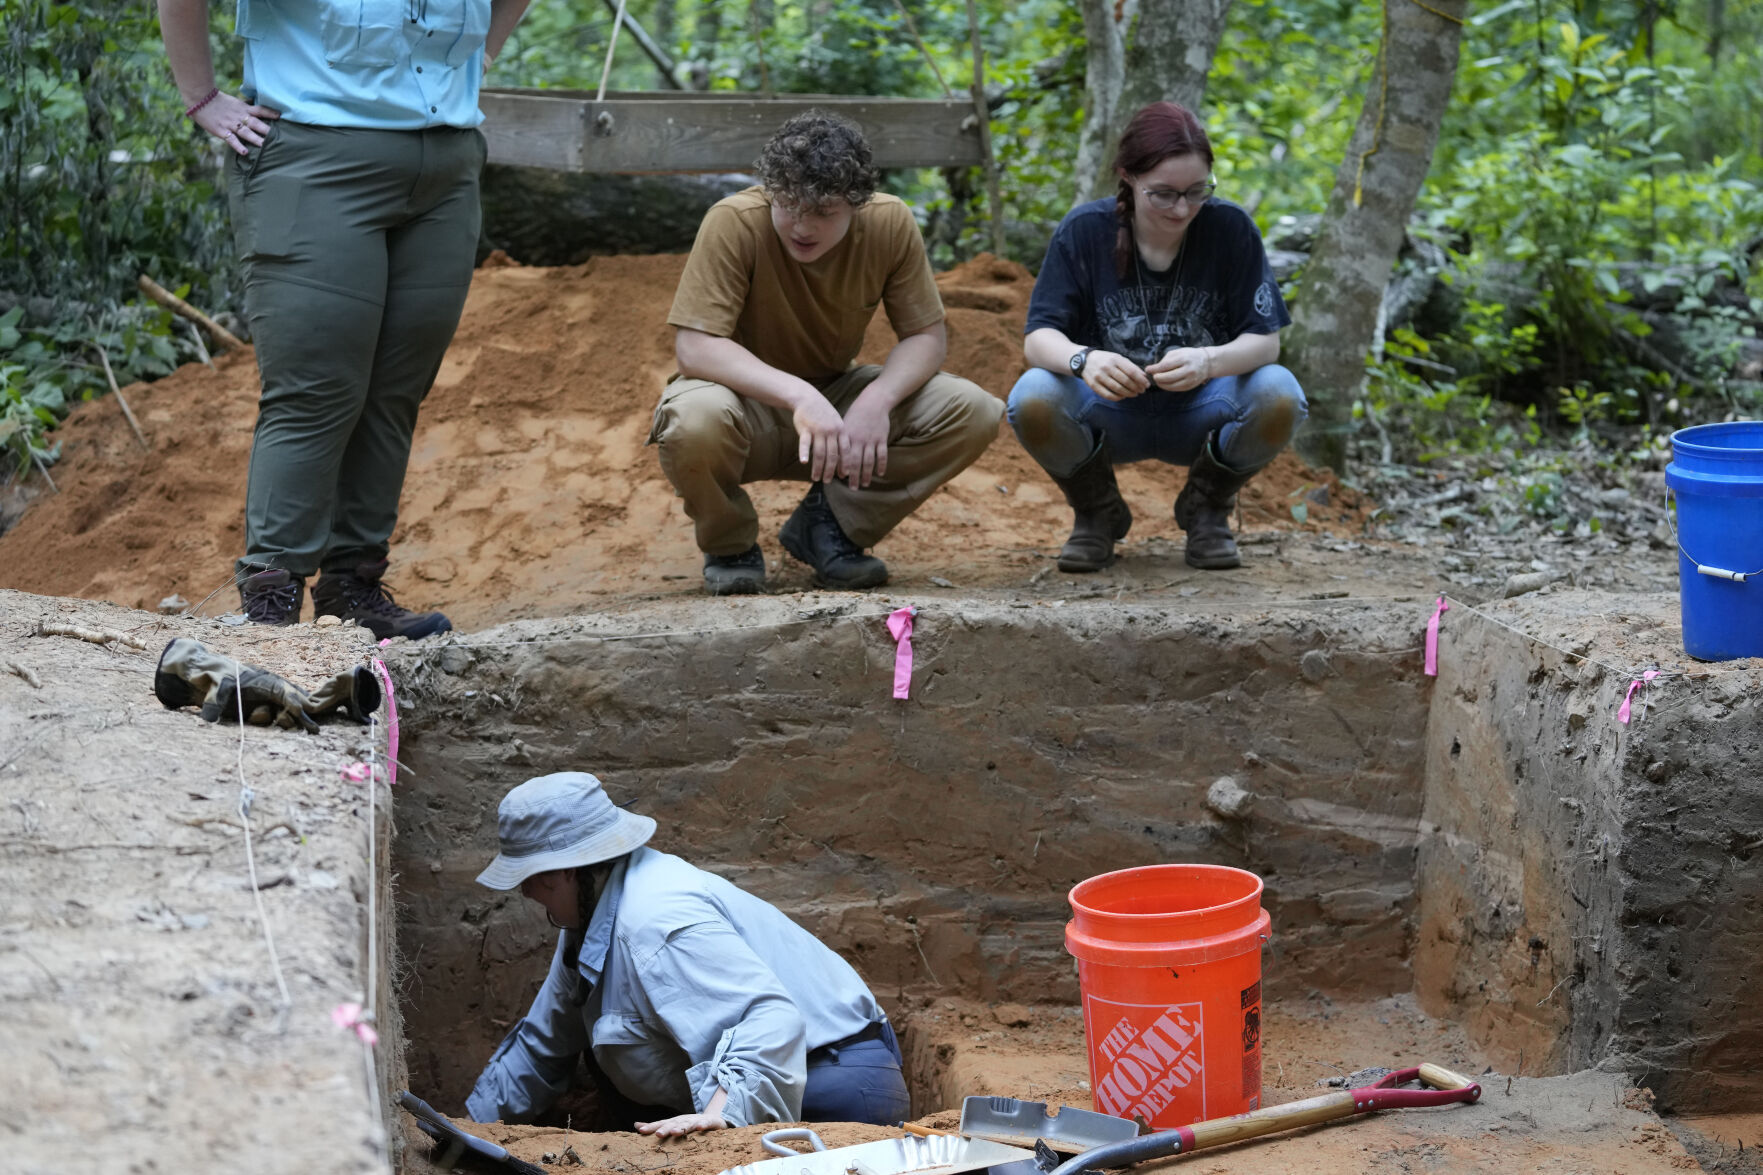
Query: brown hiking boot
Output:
[[312, 559, 452, 640], [1049, 436, 1132, 572], [238, 566, 305, 626], [1174, 438, 1258, 570]]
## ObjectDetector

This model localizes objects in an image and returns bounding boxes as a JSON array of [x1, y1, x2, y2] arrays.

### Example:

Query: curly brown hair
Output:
[[755, 111, 879, 210]]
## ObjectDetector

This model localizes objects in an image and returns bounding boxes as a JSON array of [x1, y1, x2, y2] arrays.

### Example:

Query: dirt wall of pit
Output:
[[384, 597, 1436, 1111], [0, 590, 400, 1173], [1416, 590, 1763, 1114]]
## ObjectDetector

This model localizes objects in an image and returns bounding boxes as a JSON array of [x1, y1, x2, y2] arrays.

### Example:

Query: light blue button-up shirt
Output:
[[236, 0, 490, 128], [465, 847, 886, 1127]]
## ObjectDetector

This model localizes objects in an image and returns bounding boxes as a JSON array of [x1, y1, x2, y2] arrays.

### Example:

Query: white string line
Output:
[[365, 712, 379, 1027], [1441, 594, 1685, 684], [359, 687, 389, 1150], [232, 656, 292, 1012], [410, 595, 1437, 657]]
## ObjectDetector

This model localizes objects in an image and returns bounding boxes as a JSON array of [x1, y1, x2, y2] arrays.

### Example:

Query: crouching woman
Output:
[[466, 773, 910, 1134], [1008, 101, 1306, 572]]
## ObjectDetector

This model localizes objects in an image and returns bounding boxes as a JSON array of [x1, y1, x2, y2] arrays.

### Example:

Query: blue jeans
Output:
[[1005, 364, 1308, 478], [801, 1022, 911, 1126]]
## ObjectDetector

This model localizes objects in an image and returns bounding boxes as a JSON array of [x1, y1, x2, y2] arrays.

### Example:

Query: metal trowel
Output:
[[957, 1097, 1141, 1155]]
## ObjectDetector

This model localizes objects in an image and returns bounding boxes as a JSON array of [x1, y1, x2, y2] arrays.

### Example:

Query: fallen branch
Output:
[[3, 659, 41, 688], [29, 450, 57, 494], [34, 621, 149, 651], [91, 343, 150, 450], [136, 274, 246, 352], [1407, 484, 1475, 510]]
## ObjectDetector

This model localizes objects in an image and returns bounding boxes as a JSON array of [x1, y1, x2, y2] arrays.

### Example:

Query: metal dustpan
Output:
[[958, 1097, 1140, 1155], [720, 1128, 1036, 1175]]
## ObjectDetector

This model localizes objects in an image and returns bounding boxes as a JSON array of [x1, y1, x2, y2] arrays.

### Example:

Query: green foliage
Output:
[[1364, 0, 1763, 460], [1, 0, 232, 466], [2, 0, 1760, 486]]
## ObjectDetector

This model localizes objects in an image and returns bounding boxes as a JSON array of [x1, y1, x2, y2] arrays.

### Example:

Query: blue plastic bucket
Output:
[[1665, 422, 1763, 660]]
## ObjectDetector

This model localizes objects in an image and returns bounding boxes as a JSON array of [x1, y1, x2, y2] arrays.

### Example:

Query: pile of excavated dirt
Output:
[[0, 254, 1369, 631]]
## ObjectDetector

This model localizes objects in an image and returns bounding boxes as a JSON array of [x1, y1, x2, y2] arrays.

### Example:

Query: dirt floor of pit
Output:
[[401, 995, 1709, 1175], [0, 590, 400, 1174], [0, 253, 1677, 629]]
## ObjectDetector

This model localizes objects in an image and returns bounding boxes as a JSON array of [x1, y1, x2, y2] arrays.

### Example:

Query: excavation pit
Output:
[[4, 585, 1758, 1175], [382, 590, 1762, 1160]]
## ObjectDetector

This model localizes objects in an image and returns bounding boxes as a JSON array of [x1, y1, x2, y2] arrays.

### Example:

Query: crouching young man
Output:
[[652, 111, 1003, 594]]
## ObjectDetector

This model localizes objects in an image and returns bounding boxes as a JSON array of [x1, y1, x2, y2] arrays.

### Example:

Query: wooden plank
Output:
[[480, 91, 587, 171], [479, 90, 982, 173]]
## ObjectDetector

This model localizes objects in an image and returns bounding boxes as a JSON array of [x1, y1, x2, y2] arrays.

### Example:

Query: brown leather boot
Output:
[[1174, 439, 1259, 570], [1049, 436, 1132, 572]]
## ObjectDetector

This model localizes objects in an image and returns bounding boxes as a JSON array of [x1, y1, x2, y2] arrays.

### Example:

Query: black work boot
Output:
[[237, 566, 305, 626], [703, 544, 766, 595], [1174, 438, 1259, 570], [1049, 436, 1132, 573], [312, 559, 453, 640], [779, 485, 889, 589]]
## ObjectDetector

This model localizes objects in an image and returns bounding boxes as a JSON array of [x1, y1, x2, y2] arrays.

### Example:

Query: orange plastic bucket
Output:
[[1066, 864, 1271, 1128]]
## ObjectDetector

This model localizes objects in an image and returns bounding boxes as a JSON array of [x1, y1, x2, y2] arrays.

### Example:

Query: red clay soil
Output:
[[0, 254, 1368, 631]]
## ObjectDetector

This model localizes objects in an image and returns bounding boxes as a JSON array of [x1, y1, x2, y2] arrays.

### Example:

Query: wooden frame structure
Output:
[[479, 89, 984, 174]]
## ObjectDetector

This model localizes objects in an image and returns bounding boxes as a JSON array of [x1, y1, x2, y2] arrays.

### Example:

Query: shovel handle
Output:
[[1048, 1061, 1481, 1175]]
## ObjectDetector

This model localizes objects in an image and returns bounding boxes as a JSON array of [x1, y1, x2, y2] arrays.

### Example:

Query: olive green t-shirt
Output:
[[667, 188, 945, 387]]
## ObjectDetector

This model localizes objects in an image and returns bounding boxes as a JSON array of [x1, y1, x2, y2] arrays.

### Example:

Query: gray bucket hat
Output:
[[476, 772, 656, 890]]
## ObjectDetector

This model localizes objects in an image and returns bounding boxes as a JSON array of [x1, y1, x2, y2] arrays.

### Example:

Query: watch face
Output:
[[1070, 350, 1086, 374]]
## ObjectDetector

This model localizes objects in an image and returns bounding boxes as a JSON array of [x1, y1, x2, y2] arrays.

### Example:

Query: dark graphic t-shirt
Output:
[[1025, 197, 1289, 368]]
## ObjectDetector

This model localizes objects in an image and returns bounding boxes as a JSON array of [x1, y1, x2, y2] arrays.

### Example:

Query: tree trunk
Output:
[[478, 168, 754, 265], [1074, 0, 1234, 205], [1285, 0, 1468, 473], [688, 0, 722, 88]]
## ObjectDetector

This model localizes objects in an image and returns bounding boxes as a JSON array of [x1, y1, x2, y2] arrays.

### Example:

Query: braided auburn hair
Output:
[[1111, 101, 1214, 278]]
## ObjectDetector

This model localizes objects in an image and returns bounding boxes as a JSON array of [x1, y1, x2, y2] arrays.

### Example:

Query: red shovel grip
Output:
[[1351, 1064, 1483, 1111]]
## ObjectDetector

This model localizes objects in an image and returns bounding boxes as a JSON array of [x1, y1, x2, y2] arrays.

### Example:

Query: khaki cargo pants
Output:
[[650, 366, 1004, 556]]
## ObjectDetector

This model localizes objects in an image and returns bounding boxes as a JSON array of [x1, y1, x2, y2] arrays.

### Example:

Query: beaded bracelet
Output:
[[185, 87, 220, 118]]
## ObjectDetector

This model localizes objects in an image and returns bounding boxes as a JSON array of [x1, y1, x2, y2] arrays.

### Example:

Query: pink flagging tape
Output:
[[886, 607, 918, 700], [340, 762, 372, 783], [370, 657, 399, 787], [1619, 670, 1660, 724], [1424, 595, 1450, 677], [331, 1001, 379, 1046]]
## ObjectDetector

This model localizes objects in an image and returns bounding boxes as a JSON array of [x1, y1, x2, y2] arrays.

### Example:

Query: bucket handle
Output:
[[1664, 485, 1763, 582], [762, 1129, 829, 1157]]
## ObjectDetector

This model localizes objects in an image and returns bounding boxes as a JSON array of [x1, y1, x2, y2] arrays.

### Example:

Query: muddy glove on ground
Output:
[[304, 665, 381, 725], [154, 637, 318, 732]]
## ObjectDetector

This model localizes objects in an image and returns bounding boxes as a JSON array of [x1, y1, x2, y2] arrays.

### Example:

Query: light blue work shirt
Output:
[[236, 0, 490, 128], [465, 847, 886, 1127]]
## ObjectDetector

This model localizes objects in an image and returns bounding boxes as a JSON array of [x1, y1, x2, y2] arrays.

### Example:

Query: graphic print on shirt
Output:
[[1097, 284, 1222, 369], [1084, 996, 1206, 1127]]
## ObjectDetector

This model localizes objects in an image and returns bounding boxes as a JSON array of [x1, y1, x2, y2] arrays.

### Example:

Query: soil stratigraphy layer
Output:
[[0, 255, 1368, 630]]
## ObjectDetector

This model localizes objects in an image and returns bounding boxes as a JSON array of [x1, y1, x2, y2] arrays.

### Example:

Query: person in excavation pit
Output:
[[465, 772, 911, 1134], [1008, 101, 1307, 573], [156, 0, 534, 637], [651, 110, 1004, 595]]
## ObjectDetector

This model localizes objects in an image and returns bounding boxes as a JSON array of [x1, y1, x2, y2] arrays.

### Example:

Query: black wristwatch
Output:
[[1069, 347, 1094, 376]]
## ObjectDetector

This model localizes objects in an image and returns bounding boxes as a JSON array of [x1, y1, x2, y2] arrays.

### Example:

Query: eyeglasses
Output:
[[1138, 180, 1216, 211]]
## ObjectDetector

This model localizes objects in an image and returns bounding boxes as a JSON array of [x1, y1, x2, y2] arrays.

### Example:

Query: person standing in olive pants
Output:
[[157, 0, 532, 637]]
